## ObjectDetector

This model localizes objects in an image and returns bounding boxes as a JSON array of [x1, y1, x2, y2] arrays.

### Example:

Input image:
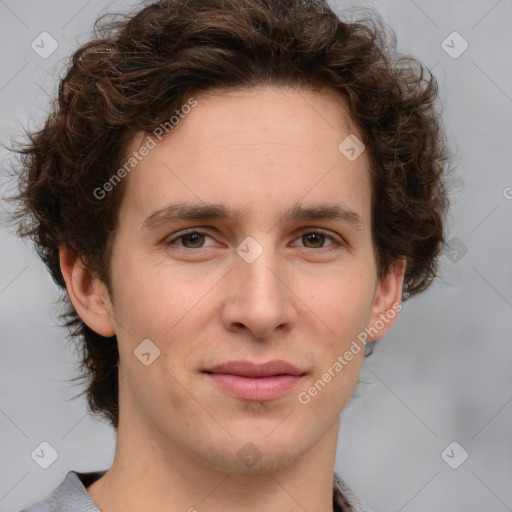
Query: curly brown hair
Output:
[[4, 0, 450, 431]]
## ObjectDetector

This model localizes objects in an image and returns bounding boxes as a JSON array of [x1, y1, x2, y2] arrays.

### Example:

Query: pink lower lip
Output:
[[204, 373, 304, 401]]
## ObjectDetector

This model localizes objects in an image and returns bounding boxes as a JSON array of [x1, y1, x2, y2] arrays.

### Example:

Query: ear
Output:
[[366, 258, 406, 341], [59, 244, 116, 337]]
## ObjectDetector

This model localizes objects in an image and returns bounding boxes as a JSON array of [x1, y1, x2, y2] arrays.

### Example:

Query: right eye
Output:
[[165, 229, 217, 250]]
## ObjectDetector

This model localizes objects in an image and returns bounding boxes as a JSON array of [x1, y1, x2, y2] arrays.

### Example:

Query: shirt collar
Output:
[[37, 469, 371, 512]]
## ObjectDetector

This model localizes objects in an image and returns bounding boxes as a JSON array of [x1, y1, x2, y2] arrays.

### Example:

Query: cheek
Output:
[[296, 346, 364, 425], [296, 272, 374, 406], [111, 253, 185, 320], [303, 268, 376, 333], [110, 258, 222, 366]]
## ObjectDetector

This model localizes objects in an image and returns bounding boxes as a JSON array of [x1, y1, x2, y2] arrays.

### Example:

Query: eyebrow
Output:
[[141, 201, 364, 231]]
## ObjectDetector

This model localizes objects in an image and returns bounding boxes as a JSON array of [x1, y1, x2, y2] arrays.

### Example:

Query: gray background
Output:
[[1, 1, 511, 511]]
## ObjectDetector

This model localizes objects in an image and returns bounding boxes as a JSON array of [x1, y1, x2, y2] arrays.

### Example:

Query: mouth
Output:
[[202, 360, 306, 401]]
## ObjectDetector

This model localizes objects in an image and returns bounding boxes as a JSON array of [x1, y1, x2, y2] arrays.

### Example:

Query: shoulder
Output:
[[333, 471, 377, 512], [17, 470, 106, 512]]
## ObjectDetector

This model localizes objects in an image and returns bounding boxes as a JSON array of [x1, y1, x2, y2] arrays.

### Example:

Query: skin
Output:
[[59, 85, 405, 512]]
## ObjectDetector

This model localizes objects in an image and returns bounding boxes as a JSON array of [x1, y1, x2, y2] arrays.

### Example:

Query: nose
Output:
[[220, 238, 298, 340]]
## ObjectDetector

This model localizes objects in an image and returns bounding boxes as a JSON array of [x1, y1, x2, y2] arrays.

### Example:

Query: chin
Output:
[[187, 430, 309, 475]]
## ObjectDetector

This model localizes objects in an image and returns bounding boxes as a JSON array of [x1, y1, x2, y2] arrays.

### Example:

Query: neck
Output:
[[87, 409, 340, 512]]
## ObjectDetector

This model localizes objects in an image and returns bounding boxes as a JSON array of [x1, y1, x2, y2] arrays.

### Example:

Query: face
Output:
[[78, 86, 404, 474]]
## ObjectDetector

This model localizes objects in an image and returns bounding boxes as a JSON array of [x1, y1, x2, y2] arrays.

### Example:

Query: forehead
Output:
[[118, 85, 371, 226], [163, 85, 359, 145]]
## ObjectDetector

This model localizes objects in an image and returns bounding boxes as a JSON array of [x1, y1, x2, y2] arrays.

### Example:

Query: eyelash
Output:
[[165, 228, 343, 253]]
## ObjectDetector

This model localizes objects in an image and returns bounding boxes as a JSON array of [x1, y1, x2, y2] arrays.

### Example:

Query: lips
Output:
[[202, 360, 305, 401], [204, 360, 304, 377]]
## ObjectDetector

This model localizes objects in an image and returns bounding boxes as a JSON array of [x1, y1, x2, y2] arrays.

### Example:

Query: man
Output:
[[9, 0, 449, 510]]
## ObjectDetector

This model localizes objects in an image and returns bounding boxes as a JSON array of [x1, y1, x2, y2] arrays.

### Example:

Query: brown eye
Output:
[[295, 230, 339, 250], [180, 232, 206, 248], [166, 230, 215, 250], [302, 232, 326, 248]]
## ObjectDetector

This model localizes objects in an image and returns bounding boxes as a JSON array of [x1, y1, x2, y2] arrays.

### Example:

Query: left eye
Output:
[[169, 231, 216, 249], [166, 229, 339, 250], [295, 231, 337, 249]]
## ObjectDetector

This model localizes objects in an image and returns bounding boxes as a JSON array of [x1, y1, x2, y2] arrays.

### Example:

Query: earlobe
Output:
[[367, 258, 406, 341], [58, 244, 116, 338]]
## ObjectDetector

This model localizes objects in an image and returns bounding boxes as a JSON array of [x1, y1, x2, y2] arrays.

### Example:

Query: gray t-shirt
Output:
[[18, 470, 375, 512]]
